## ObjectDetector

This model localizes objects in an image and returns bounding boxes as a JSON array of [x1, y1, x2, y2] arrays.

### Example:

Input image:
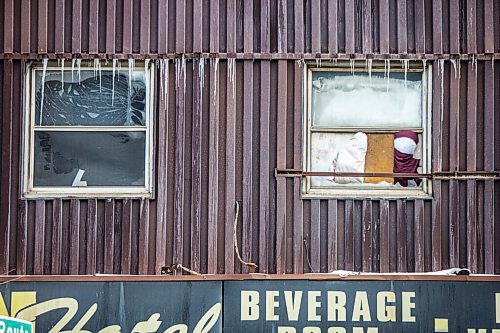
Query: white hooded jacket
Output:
[[330, 132, 368, 184]]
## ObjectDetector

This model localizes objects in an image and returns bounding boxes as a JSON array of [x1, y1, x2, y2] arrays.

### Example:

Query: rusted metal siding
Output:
[[2, 0, 500, 57], [0, 1, 499, 276]]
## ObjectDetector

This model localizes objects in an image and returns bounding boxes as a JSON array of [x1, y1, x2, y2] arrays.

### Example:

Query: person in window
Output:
[[330, 132, 368, 184], [393, 130, 421, 187]]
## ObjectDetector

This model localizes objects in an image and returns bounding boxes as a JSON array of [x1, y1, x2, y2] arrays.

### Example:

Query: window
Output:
[[23, 60, 154, 198], [304, 62, 431, 197]]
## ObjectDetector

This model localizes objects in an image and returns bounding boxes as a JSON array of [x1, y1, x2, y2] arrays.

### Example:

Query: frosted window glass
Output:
[[312, 72, 422, 128]]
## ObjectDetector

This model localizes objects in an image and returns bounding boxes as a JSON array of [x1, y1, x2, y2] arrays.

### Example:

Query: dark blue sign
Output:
[[0, 281, 222, 332], [1, 279, 499, 332], [224, 280, 500, 332]]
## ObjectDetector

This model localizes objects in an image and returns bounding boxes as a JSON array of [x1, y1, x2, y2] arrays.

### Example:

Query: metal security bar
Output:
[[275, 169, 500, 180]]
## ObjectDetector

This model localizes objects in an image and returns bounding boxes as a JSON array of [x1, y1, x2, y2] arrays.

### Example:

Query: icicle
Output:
[[97, 59, 102, 92], [438, 59, 445, 77], [450, 59, 458, 80], [60, 58, 65, 93], [212, 58, 219, 100], [401, 59, 409, 87], [421, 58, 427, 71], [350, 59, 355, 75], [128, 58, 135, 96], [93, 58, 98, 79], [39, 58, 49, 125], [228, 58, 236, 85], [182, 57, 187, 93], [439, 59, 444, 122], [159, 59, 164, 102], [315, 58, 321, 68], [471, 54, 477, 73], [111, 58, 118, 106], [164, 59, 169, 103], [197, 58, 205, 120], [385, 59, 390, 93], [199, 58, 205, 89], [71, 59, 76, 82], [175, 56, 187, 95], [366, 59, 373, 85], [118, 61, 122, 81], [76, 59, 81, 83]]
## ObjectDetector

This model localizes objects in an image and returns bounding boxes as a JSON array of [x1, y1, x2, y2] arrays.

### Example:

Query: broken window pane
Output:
[[34, 70, 146, 126], [311, 72, 422, 128], [34, 131, 146, 186], [310, 131, 423, 188]]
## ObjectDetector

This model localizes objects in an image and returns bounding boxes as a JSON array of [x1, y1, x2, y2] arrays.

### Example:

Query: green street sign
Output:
[[0, 316, 33, 333]]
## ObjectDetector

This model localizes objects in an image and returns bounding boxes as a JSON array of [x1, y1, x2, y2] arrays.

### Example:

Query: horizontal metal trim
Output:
[[310, 127, 424, 133], [1, 53, 500, 61], [33, 126, 147, 131], [276, 169, 500, 180], [0, 274, 499, 282]]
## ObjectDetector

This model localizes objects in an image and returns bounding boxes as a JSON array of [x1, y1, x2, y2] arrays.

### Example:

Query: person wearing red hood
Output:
[[393, 130, 421, 187]]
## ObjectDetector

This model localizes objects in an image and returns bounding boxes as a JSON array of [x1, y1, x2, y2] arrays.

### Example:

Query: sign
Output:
[[224, 280, 500, 332], [0, 282, 222, 332], [0, 315, 33, 333], [0, 279, 499, 332]]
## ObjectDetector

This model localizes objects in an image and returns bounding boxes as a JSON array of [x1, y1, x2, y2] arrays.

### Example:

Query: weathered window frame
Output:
[[22, 60, 155, 199], [303, 61, 432, 198]]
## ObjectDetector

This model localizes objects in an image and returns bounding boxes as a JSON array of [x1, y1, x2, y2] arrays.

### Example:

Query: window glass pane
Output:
[[310, 132, 422, 188], [34, 131, 146, 187], [34, 70, 146, 126], [311, 71, 422, 128]]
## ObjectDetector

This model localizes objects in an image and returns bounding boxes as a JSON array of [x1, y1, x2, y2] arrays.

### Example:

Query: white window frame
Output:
[[303, 61, 432, 199], [22, 60, 155, 199]]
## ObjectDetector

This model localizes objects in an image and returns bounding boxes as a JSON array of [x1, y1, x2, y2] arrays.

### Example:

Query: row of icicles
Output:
[[38, 56, 492, 126]]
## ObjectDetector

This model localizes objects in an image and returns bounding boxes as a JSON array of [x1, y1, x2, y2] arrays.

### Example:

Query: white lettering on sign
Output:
[[276, 326, 380, 333], [308, 292, 321, 321], [327, 292, 346, 321], [8, 295, 220, 333], [131, 313, 162, 332], [376, 292, 396, 322], [327, 328, 346, 333], [241, 291, 259, 320], [401, 292, 416, 322], [352, 328, 378, 333], [496, 293, 500, 324], [163, 324, 187, 333], [240, 290, 420, 324], [266, 291, 280, 321], [284, 291, 302, 321], [352, 292, 371, 322]]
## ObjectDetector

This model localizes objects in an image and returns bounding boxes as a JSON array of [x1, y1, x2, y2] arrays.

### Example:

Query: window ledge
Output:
[[302, 188, 432, 200], [22, 188, 154, 200]]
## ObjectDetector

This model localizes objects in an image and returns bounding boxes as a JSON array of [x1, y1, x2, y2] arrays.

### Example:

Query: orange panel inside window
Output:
[[364, 134, 394, 184]]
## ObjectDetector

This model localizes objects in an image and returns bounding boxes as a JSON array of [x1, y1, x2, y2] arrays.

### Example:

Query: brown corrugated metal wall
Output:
[[1, 0, 499, 275]]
